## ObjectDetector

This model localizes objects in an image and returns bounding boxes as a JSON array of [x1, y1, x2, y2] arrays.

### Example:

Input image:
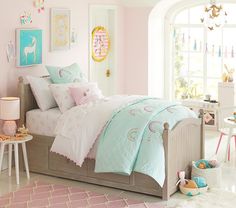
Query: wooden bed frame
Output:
[[18, 77, 205, 200]]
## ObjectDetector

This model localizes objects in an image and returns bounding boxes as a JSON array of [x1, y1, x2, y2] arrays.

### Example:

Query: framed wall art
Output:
[[91, 26, 110, 62], [16, 28, 43, 67], [51, 8, 71, 51]]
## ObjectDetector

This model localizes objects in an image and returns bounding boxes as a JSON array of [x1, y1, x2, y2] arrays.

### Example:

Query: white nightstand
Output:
[[0, 135, 33, 184]]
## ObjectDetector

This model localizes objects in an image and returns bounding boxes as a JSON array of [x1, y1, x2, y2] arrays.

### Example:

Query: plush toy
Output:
[[184, 180, 198, 189], [222, 64, 234, 82], [176, 172, 198, 188], [198, 162, 206, 169], [209, 160, 219, 168], [195, 159, 211, 169], [176, 171, 188, 186], [17, 125, 29, 136]]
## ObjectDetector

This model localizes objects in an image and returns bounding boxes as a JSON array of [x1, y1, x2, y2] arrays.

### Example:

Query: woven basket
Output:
[[191, 161, 222, 188], [179, 185, 208, 196]]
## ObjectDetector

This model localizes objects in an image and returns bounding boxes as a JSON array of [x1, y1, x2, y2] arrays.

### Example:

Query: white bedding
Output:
[[26, 107, 99, 159], [51, 95, 142, 166], [26, 108, 62, 137], [51, 135, 99, 159]]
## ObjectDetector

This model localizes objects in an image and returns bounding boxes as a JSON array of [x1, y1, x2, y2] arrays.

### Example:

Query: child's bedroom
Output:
[[0, 0, 235, 207]]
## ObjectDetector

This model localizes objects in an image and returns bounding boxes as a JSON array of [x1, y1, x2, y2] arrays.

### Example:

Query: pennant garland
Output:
[[174, 31, 236, 58], [194, 39, 197, 51], [173, 28, 176, 38], [225, 47, 228, 58], [200, 41, 202, 52], [218, 46, 222, 57]]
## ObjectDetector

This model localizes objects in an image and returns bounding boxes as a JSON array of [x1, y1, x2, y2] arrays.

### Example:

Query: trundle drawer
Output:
[[49, 152, 87, 176], [87, 159, 130, 184], [26, 141, 49, 171]]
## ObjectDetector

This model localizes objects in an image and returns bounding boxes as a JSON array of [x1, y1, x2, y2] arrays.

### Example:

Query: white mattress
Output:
[[26, 108, 62, 137]]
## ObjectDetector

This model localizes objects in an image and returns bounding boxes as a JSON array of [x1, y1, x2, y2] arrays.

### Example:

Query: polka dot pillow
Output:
[[49, 83, 81, 113]]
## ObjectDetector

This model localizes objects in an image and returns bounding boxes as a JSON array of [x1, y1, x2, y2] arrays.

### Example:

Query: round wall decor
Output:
[[92, 26, 110, 62]]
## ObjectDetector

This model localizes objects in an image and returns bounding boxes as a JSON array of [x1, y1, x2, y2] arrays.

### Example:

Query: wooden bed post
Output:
[[18, 77, 25, 127], [199, 109, 205, 159], [18, 76, 38, 127], [162, 122, 169, 201]]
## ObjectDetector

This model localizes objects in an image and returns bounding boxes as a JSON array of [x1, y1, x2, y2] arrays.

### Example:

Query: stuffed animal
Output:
[[195, 159, 211, 169], [17, 125, 29, 136], [222, 64, 234, 82], [184, 180, 198, 189], [209, 160, 219, 168], [192, 177, 207, 188], [198, 162, 206, 169], [176, 171, 188, 186], [176, 171, 198, 188]]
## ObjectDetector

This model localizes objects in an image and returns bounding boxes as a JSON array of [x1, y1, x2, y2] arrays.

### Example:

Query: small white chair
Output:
[[216, 106, 236, 161]]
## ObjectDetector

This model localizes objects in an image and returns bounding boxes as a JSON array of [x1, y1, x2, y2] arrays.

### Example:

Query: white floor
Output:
[[1, 130, 236, 206]]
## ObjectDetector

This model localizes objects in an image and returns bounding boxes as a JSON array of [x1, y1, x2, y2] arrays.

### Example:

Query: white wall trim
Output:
[[88, 4, 118, 95]]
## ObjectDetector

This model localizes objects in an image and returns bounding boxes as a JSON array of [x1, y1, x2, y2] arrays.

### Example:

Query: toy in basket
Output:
[[176, 171, 208, 196], [192, 159, 222, 188]]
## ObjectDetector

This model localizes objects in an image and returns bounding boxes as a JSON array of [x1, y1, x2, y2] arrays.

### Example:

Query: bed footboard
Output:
[[162, 110, 204, 200]]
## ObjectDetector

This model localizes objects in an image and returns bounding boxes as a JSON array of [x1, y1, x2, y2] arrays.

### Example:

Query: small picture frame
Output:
[[50, 8, 71, 51], [16, 28, 43, 67]]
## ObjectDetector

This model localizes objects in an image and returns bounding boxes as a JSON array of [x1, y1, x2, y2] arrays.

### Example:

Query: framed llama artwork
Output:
[[50, 8, 70, 51], [16, 28, 43, 67]]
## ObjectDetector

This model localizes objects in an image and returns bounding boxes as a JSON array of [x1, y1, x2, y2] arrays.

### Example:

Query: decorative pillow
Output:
[[46, 63, 87, 84], [27, 76, 58, 111], [49, 83, 81, 113], [69, 83, 103, 105]]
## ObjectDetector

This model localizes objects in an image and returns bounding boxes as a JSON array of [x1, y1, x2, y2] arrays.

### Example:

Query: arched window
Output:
[[172, 3, 236, 100]]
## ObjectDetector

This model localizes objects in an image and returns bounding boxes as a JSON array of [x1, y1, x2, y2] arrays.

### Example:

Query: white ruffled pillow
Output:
[[49, 83, 81, 113], [27, 76, 58, 111]]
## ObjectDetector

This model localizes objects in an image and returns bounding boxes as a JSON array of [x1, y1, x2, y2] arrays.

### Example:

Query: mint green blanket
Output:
[[95, 98, 196, 187]]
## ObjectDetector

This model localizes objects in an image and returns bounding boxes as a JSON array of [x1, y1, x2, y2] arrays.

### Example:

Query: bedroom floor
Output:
[[1, 130, 236, 207]]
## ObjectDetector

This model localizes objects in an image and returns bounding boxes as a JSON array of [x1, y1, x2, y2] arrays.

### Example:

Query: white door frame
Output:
[[88, 4, 118, 94]]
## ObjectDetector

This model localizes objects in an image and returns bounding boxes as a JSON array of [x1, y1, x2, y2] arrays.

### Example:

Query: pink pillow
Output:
[[69, 83, 103, 105]]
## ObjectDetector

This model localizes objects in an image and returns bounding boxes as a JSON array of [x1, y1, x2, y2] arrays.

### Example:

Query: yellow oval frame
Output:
[[91, 26, 110, 62]]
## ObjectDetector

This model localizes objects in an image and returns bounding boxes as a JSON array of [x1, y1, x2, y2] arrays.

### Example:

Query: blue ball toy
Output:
[[192, 177, 207, 188]]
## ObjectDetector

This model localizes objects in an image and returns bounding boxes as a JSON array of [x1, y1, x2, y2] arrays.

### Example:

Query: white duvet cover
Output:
[[51, 95, 142, 166]]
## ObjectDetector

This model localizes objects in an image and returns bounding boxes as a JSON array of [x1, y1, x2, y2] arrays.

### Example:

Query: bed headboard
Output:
[[18, 76, 38, 126]]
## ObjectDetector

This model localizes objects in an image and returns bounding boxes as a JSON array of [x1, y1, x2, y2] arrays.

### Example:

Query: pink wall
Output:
[[0, 0, 153, 98], [0, 0, 124, 97], [124, 7, 152, 95]]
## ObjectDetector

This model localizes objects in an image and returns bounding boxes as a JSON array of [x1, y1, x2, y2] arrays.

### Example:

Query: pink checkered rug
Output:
[[0, 181, 167, 208]]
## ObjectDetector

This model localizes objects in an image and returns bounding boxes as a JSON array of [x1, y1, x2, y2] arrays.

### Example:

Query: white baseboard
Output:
[[1, 151, 8, 170]]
